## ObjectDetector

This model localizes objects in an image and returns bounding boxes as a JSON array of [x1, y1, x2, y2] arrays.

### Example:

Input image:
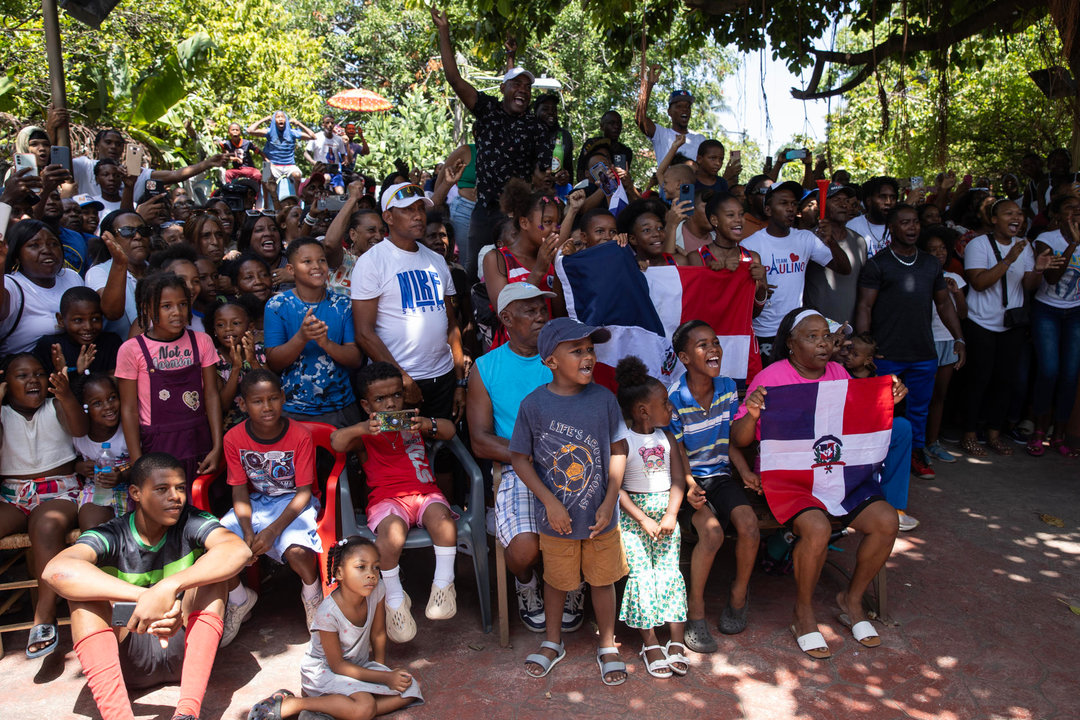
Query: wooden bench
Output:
[[0, 529, 83, 659]]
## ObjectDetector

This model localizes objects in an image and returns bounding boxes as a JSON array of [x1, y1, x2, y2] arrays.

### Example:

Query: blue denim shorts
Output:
[[935, 339, 958, 367]]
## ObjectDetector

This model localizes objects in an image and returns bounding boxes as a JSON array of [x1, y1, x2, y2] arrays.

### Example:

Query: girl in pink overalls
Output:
[[116, 273, 223, 484]]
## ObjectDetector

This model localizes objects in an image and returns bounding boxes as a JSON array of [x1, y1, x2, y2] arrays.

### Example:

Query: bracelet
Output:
[[954, 338, 966, 345], [456, 377, 468, 388], [428, 417, 439, 437]]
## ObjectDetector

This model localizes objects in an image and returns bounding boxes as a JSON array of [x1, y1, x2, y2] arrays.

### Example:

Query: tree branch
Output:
[[791, 0, 1030, 100]]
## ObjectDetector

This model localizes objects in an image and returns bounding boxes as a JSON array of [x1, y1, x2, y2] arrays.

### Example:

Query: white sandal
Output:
[[385, 592, 416, 643], [664, 640, 689, 676], [639, 644, 672, 678]]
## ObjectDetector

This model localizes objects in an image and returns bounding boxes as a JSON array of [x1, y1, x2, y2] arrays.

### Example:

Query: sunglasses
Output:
[[160, 220, 184, 228], [245, 209, 276, 217], [389, 185, 425, 203], [114, 225, 152, 238]]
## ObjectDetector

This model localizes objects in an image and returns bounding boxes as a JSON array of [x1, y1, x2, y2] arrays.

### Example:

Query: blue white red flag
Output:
[[757, 376, 893, 524], [556, 241, 759, 388]]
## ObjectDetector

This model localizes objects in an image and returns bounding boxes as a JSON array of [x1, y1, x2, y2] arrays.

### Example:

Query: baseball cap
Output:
[[765, 181, 805, 201], [668, 90, 694, 106], [826, 183, 857, 199], [73, 193, 105, 211], [503, 67, 535, 84], [496, 282, 556, 315], [381, 182, 434, 212], [537, 317, 612, 360]]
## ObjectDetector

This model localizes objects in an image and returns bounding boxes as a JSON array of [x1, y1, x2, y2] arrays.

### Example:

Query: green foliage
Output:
[[824, 17, 1072, 178]]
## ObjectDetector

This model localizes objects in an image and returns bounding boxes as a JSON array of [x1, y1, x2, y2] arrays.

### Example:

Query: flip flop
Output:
[[789, 624, 831, 660], [524, 640, 565, 678], [247, 689, 294, 720], [838, 613, 881, 648], [639, 644, 672, 678], [1026, 431, 1046, 457], [959, 437, 987, 457], [596, 646, 627, 686], [987, 437, 1014, 456], [26, 622, 59, 659]]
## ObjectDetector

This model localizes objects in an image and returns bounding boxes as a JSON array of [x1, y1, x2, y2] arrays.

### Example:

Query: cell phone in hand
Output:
[[678, 183, 695, 216], [261, 160, 272, 183], [375, 410, 414, 433], [111, 601, 137, 627], [123, 145, 143, 177], [910, 176, 924, 189], [613, 154, 627, 171], [50, 146, 72, 173], [317, 195, 348, 213], [14, 153, 37, 176], [783, 149, 809, 161], [590, 161, 619, 196], [0, 202, 11, 238]]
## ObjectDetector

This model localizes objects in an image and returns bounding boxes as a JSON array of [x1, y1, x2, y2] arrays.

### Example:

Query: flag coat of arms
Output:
[[556, 241, 760, 387], [757, 376, 894, 524]]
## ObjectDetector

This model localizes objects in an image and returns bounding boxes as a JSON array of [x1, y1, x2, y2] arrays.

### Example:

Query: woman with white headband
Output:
[[730, 307, 908, 660]]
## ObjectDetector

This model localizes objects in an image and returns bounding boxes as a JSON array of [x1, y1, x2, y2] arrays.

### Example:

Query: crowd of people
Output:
[[2, 6, 1080, 718]]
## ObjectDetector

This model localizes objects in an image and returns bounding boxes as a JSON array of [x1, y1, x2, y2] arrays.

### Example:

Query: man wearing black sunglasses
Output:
[[88, 210, 153, 338]]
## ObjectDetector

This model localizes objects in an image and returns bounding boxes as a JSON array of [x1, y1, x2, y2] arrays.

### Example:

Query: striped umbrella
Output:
[[326, 88, 393, 112]]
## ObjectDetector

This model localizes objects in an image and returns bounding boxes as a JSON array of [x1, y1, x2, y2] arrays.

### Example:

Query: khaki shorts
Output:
[[539, 527, 629, 592]]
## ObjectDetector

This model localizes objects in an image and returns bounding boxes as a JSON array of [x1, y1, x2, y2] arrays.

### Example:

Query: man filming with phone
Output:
[[43, 453, 251, 720]]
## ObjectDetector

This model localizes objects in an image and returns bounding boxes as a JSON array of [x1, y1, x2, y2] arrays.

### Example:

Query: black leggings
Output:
[[961, 319, 1025, 432]]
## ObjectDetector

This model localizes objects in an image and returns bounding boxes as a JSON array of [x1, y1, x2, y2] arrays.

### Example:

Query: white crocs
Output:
[[386, 592, 417, 643], [425, 582, 457, 620]]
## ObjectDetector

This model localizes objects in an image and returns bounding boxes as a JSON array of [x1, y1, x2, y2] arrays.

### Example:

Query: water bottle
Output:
[[92, 443, 116, 505]]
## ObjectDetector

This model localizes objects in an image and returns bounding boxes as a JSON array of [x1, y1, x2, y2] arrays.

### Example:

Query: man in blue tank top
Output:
[[467, 283, 584, 634]]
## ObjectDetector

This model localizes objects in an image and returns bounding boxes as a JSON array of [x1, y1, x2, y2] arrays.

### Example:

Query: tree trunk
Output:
[[1047, 0, 1080, 166]]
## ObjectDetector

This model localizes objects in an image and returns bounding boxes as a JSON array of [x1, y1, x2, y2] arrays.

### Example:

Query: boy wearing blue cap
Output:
[[509, 317, 630, 686]]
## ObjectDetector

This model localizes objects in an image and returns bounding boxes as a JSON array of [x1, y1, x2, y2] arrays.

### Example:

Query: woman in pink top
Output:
[[731, 308, 905, 660]]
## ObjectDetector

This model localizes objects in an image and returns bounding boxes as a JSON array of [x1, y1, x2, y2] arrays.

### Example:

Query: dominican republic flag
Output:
[[757, 376, 894, 524], [556, 241, 760, 389]]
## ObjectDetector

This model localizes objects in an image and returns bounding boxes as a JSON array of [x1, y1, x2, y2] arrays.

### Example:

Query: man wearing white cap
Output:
[[351, 182, 467, 420], [432, 7, 555, 283]]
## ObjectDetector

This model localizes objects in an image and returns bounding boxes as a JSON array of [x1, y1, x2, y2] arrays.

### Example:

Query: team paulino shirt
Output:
[[77, 506, 223, 587]]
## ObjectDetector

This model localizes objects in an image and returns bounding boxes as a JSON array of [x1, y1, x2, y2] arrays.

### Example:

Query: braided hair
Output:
[[325, 535, 378, 586], [135, 271, 191, 331]]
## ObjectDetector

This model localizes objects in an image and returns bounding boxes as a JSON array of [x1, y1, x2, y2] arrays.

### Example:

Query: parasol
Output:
[[326, 88, 393, 112]]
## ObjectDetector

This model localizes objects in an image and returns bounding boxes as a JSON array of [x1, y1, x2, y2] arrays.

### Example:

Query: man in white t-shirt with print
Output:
[[635, 65, 706, 164], [847, 176, 899, 258], [742, 181, 852, 361], [351, 182, 467, 420]]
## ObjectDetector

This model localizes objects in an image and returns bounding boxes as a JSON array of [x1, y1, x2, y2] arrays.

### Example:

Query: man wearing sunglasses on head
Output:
[[352, 183, 468, 421], [87, 211, 154, 338]]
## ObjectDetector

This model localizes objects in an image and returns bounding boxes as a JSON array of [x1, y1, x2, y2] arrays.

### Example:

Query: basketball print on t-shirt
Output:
[[240, 449, 296, 492]]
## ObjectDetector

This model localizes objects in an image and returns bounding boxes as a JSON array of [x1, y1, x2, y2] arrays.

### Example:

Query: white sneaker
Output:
[[562, 583, 585, 632], [516, 578, 545, 632], [426, 582, 457, 620], [302, 592, 322, 630], [385, 592, 416, 643], [898, 510, 920, 532], [220, 587, 258, 647]]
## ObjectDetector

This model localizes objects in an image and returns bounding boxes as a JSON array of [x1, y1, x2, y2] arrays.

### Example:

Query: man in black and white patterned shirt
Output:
[[432, 7, 554, 282]]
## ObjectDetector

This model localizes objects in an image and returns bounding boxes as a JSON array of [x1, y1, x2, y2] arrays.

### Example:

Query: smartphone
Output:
[[678, 183, 695, 215], [613, 153, 627, 171], [317, 195, 347, 213], [783, 148, 809, 161], [261, 160, 272, 183], [375, 410, 414, 433], [590, 161, 619, 196], [111, 601, 137, 627], [14, 153, 37, 176], [50, 145, 72, 172], [123, 145, 143, 176], [144, 179, 167, 197], [0, 202, 11, 239], [765, 155, 773, 168], [910, 176, 924, 189], [730, 150, 741, 163]]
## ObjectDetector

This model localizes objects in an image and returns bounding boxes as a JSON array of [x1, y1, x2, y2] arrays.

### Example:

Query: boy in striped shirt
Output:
[[666, 321, 760, 653]]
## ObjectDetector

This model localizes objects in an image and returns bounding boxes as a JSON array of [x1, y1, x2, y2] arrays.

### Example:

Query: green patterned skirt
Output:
[[618, 491, 687, 629]]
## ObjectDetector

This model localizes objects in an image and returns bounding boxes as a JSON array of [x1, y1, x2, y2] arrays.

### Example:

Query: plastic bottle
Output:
[[92, 442, 116, 505]]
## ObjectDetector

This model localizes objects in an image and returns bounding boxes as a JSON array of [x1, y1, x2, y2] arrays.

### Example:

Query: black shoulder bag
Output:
[[986, 234, 1030, 328]]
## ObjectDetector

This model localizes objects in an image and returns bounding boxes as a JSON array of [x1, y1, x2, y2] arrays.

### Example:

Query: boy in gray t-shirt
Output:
[[509, 317, 630, 685]]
